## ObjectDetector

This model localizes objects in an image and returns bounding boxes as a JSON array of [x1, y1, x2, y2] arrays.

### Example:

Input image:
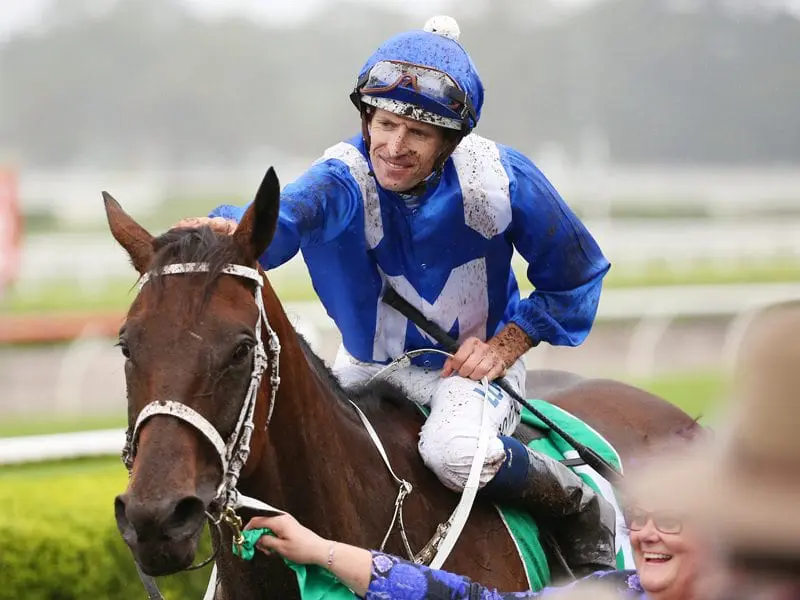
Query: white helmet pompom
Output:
[[423, 15, 461, 42]]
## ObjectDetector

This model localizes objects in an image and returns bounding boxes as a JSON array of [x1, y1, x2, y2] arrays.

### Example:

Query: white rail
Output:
[[0, 429, 126, 465], [2, 283, 799, 466]]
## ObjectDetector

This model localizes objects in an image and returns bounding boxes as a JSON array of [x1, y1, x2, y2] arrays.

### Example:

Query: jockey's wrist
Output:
[[487, 324, 533, 367]]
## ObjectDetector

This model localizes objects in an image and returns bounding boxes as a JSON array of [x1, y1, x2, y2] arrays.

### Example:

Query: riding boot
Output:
[[482, 436, 617, 578]]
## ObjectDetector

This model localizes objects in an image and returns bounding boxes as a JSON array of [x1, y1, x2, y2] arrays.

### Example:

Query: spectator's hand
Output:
[[244, 513, 330, 566], [441, 336, 506, 381], [172, 216, 237, 234]]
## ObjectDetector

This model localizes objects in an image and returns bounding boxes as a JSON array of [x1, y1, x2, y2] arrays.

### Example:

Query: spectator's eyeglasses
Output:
[[627, 508, 683, 535]]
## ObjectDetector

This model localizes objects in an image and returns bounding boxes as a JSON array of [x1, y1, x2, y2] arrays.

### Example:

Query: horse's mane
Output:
[[295, 333, 424, 423]]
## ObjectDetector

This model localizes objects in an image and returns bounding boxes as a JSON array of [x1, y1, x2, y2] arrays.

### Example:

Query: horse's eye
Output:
[[231, 340, 255, 363], [116, 339, 131, 359]]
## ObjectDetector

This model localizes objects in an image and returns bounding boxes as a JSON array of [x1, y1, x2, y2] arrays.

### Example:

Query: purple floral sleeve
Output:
[[364, 551, 645, 599]]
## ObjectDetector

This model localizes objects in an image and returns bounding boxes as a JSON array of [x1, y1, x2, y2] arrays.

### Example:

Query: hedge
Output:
[[0, 458, 213, 599]]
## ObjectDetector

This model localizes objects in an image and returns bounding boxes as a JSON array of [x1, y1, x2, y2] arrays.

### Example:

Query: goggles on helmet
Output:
[[351, 60, 477, 131]]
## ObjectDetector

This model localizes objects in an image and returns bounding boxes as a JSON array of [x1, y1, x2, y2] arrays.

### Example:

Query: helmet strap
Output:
[[403, 131, 463, 197], [360, 109, 373, 154]]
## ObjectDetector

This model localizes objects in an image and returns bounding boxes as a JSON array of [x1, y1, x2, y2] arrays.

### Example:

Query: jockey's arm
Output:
[[207, 160, 361, 270], [446, 150, 609, 381], [504, 147, 611, 349]]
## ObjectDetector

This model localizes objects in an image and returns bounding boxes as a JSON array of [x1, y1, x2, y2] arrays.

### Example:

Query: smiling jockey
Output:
[[196, 16, 615, 576]]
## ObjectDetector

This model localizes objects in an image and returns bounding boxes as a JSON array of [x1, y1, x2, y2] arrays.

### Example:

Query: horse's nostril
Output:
[[164, 495, 206, 540], [114, 494, 134, 539], [114, 494, 128, 523], [114, 495, 127, 519], [115, 493, 205, 544]]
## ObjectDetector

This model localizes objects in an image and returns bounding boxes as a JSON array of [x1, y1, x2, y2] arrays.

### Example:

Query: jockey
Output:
[[197, 16, 614, 575]]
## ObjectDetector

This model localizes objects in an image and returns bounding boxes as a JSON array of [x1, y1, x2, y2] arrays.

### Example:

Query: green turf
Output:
[[0, 371, 724, 442], [0, 455, 122, 478], [605, 257, 800, 289], [0, 279, 139, 314], [3, 257, 800, 316], [0, 266, 318, 315], [630, 370, 727, 420], [0, 414, 126, 438]]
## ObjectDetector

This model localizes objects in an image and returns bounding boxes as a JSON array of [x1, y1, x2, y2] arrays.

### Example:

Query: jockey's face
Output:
[[368, 108, 447, 192]]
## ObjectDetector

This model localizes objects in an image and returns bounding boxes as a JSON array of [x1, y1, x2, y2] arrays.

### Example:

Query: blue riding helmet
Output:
[[350, 20, 484, 133]]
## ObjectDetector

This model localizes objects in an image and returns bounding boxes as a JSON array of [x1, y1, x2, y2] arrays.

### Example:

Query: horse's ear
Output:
[[103, 191, 155, 274], [234, 167, 280, 263]]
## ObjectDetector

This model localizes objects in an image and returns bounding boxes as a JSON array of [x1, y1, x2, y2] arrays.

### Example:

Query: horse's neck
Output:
[[240, 286, 401, 546]]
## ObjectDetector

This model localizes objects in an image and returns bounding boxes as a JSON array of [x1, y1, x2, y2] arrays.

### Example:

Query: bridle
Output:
[[121, 261, 283, 599], [122, 262, 281, 507]]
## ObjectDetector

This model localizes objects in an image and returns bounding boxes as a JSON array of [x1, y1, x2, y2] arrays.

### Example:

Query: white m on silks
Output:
[[372, 258, 489, 362]]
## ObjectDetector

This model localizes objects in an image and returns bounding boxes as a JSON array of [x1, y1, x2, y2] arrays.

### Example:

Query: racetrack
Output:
[[7, 219, 796, 421], [16, 218, 800, 290], [0, 316, 732, 421]]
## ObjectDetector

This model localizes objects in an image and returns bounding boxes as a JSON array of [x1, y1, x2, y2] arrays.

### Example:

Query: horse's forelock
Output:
[[146, 226, 247, 302]]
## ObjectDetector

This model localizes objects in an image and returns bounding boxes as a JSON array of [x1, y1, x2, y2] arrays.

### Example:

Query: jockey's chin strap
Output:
[[364, 348, 493, 569], [122, 262, 284, 600]]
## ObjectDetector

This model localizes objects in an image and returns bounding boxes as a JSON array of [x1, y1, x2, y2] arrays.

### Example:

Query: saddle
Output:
[[516, 369, 589, 468]]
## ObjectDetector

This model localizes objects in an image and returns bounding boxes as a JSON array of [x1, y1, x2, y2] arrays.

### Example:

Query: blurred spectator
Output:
[[626, 300, 800, 599]]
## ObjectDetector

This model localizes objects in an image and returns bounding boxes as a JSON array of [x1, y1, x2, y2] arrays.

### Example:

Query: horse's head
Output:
[[107, 168, 280, 576]]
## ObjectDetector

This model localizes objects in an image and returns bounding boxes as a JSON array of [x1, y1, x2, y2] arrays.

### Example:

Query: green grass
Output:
[[0, 279, 139, 314], [3, 257, 799, 316], [0, 371, 724, 440], [0, 455, 122, 478], [0, 455, 213, 599], [0, 265, 318, 315], [605, 257, 800, 289], [0, 414, 126, 438], [630, 370, 726, 420]]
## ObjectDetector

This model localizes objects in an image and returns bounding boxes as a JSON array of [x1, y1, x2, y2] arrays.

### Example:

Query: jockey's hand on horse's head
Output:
[[441, 336, 507, 382], [172, 216, 237, 234]]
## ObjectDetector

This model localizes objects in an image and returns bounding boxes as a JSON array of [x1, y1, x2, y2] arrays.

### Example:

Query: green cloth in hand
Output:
[[232, 528, 357, 599], [232, 527, 270, 561]]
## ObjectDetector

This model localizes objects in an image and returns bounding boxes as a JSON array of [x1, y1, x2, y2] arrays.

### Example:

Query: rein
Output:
[[364, 348, 493, 569]]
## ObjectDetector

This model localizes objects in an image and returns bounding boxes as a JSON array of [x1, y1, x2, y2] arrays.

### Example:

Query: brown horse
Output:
[[107, 168, 704, 599]]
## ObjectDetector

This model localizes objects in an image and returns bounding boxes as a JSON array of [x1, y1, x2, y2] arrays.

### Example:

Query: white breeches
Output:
[[333, 346, 525, 492]]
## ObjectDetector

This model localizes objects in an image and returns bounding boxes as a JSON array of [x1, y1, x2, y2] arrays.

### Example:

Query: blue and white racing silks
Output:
[[210, 133, 611, 369]]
